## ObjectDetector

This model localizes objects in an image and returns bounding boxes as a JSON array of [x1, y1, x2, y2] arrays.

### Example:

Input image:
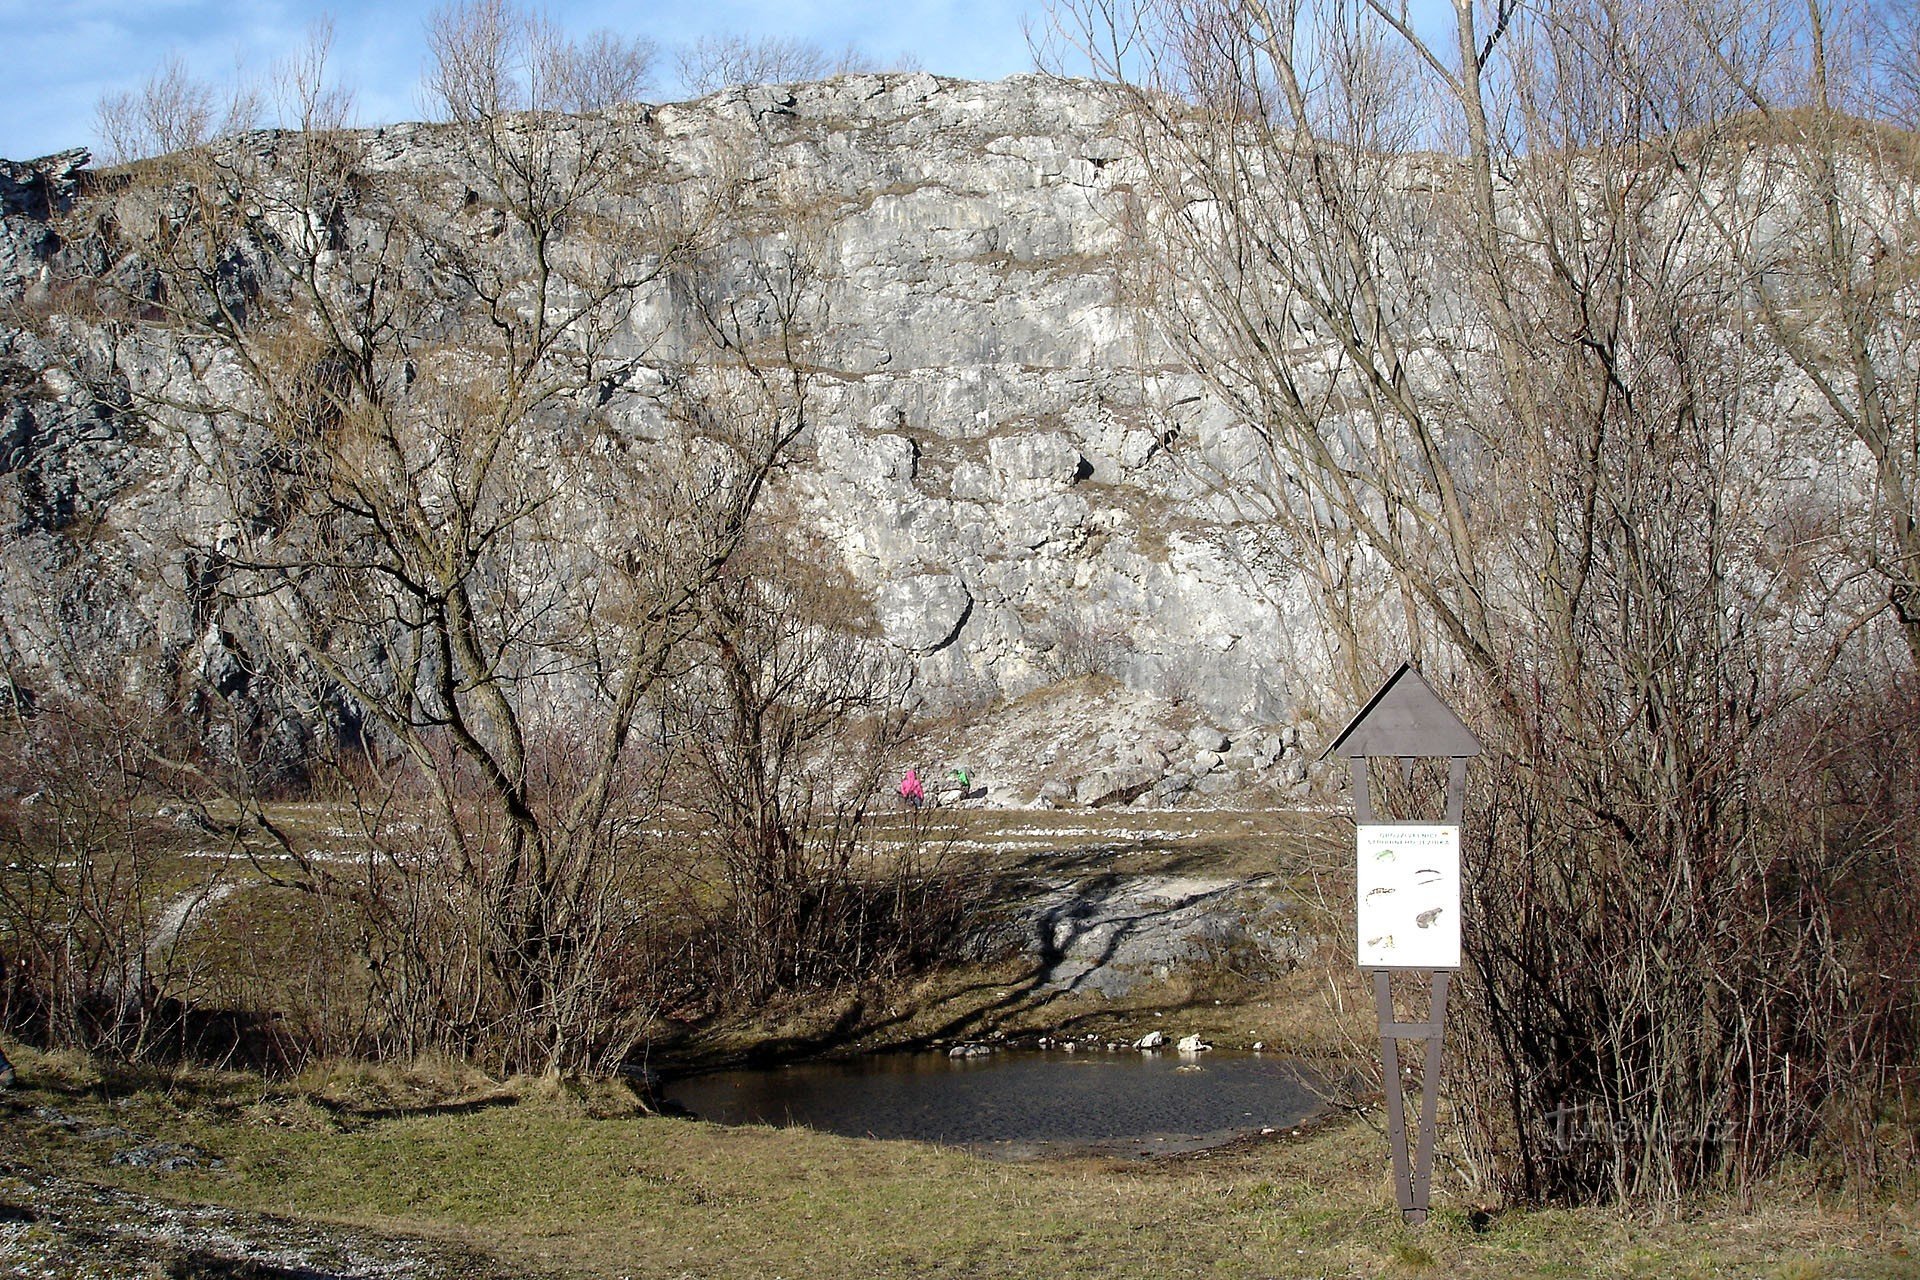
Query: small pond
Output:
[[665, 1050, 1324, 1159]]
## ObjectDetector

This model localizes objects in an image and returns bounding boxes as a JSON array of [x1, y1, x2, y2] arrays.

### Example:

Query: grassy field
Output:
[[2, 1047, 1915, 1279], [3, 805, 1916, 1277]]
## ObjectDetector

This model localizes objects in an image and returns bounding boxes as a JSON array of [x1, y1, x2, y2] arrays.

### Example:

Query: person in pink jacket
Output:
[[898, 767, 925, 810]]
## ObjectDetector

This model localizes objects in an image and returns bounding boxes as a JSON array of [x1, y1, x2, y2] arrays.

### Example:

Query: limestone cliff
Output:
[[0, 75, 1320, 803]]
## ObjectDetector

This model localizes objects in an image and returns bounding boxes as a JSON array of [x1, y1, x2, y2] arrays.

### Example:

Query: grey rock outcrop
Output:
[[0, 77, 1323, 795], [0, 149, 87, 300], [1027, 874, 1301, 997], [877, 574, 972, 652]]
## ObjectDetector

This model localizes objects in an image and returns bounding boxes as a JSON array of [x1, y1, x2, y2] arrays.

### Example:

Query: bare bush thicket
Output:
[[1041, 603, 1136, 679], [1045, 0, 1920, 1203], [674, 33, 920, 95], [0, 692, 230, 1062], [664, 529, 981, 1002], [46, 6, 877, 1076]]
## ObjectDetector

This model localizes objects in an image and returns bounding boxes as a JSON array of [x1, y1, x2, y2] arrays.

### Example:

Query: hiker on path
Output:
[[899, 767, 925, 810]]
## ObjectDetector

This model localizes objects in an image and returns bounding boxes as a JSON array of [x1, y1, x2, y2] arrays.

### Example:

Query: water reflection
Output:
[[665, 1050, 1323, 1158]]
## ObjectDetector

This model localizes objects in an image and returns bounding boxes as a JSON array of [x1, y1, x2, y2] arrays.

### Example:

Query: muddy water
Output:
[[665, 1050, 1323, 1158]]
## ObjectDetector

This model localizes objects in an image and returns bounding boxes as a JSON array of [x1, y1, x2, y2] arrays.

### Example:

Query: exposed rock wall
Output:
[[0, 76, 1322, 798], [650, 75, 1314, 724]]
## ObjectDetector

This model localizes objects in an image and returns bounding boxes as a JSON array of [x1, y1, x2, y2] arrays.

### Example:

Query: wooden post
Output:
[[1374, 969, 1449, 1224]]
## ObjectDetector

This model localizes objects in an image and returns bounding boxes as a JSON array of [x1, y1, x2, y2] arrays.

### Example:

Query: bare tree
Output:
[[94, 52, 264, 167], [1868, 0, 1920, 126], [1671, 0, 1920, 666], [95, 55, 217, 165], [554, 28, 660, 112], [57, 7, 818, 1075], [427, 0, 655, 117], [674, 33, 919, 95], [1045, 0, 1917, 1203], [676, 33, 833, 92]]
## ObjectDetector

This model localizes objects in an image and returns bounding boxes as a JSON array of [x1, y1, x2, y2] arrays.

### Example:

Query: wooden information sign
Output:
[[1323, 663, 1482, 1226]]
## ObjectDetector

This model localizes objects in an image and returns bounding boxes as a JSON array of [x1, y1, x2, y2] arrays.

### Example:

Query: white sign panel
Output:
[[1356, 824, 1461, 969]]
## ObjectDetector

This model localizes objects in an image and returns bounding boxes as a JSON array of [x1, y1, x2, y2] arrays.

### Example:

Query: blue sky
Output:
[[0, 1, 1047, 160]]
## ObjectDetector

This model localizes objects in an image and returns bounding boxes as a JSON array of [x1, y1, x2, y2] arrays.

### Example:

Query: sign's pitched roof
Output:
[[1322, 662, 1484, 760]]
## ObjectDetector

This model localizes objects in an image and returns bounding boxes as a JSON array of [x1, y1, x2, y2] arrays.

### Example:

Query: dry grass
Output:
[[659, 802, 1359, 1066], [11, 803, 1909, 1279], [2, 1045, 1915, 1280]]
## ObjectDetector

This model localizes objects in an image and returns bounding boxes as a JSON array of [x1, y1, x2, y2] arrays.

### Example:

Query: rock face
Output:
[[1026, 875, 1301, 998], [656, 75, 1315, 730], [0, 77, 1325, 796]]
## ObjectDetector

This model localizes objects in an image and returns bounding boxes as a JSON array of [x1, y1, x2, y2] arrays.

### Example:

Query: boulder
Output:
[[1188, 725, 1230, 752], [988, 431, 1085, 485], [1176, 1034, 1213, 1054], [1193, 770, 1240, 797], [815, 419, 917, 495], [1036, 779, 1073, 808], [1073, 762, 1162, 807], [1134, 1030, 1166, 1050]]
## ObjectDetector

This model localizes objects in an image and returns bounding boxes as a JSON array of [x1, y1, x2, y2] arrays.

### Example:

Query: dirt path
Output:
[[146, 881, 240, 962], [0, 1154, 520, 1280]]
